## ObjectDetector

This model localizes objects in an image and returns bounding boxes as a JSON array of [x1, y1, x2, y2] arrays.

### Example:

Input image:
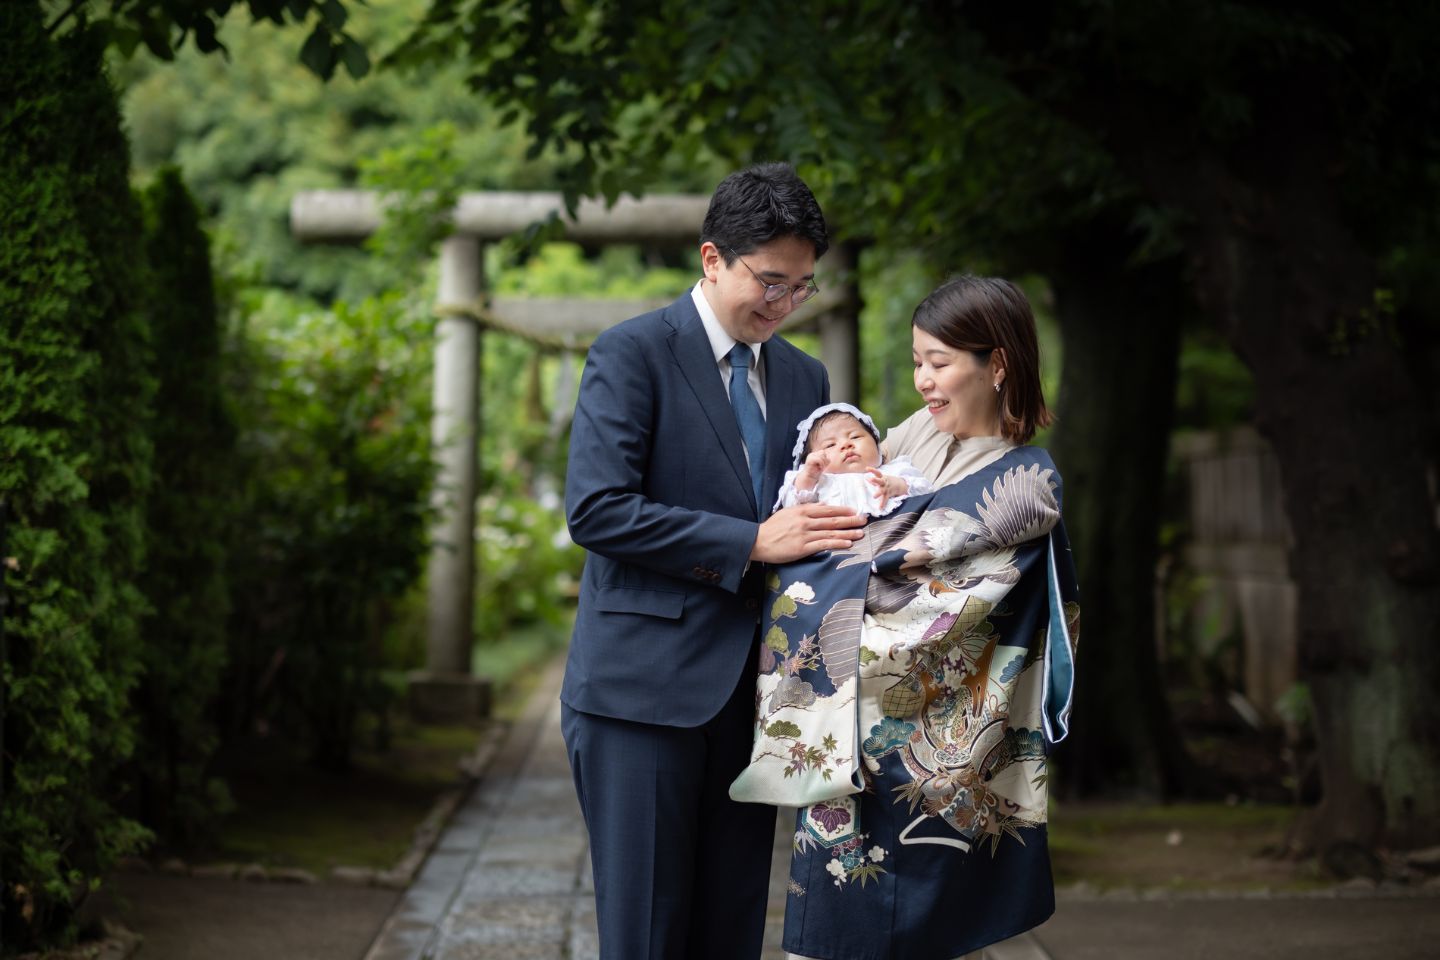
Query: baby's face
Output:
[[809, 414, 881, 474]]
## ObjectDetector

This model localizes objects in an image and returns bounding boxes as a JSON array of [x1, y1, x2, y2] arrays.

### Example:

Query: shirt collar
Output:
[[691, 281, 761, 367]]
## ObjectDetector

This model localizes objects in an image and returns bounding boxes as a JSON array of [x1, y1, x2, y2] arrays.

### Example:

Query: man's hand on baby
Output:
[[751, 504, 865, 563], [866, 469, 909, 509]]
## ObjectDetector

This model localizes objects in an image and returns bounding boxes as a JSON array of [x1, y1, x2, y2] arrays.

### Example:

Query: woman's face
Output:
[[912, 326, 1003, 440]]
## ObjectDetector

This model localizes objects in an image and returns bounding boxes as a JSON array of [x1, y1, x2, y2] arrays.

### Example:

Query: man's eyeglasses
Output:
[[728, 249, 820, 305]]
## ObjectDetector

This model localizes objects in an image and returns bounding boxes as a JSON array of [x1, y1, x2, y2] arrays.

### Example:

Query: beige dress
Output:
[[879, 407, 1014, 486]]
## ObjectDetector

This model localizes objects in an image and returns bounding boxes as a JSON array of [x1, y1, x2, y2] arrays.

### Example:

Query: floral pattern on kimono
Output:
[[728, 533, 874, 806], [738, 445, 1080, 960]]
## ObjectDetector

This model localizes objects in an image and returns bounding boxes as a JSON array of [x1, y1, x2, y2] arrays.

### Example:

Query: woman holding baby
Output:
[[733, 275, 1081, 960]]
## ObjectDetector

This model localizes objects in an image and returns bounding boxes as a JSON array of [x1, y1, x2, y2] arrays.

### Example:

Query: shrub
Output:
[[0, 6, 153, 949], [219, 291, 433, 770], [475, 336, 580, 640], [130, 168, 237, 849], [476, 487, 582, 640]]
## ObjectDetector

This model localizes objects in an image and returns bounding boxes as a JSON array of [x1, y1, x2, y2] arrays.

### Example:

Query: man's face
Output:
[[699, 235, 817, 344], [809, 414, 881, 475]]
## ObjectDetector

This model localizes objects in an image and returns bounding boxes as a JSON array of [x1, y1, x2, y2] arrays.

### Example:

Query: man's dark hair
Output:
[[700, 162, 829, 263]]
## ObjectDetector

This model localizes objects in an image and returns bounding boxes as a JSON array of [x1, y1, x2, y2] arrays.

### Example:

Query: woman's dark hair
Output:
[[700, 162, 829, 263], [912, 276, 1053, 444]]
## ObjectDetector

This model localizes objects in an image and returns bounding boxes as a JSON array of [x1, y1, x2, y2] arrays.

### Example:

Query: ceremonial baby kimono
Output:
[[731, 444, 1080, 960]]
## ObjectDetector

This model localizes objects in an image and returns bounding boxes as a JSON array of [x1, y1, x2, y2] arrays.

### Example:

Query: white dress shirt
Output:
[[691, 281, 767, 417]]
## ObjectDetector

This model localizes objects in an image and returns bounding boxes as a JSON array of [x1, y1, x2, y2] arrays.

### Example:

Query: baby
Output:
[[773, 403, 932, 517]]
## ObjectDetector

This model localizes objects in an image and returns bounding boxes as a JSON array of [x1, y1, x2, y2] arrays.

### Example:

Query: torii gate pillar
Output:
[[410, 235, 490, 720], [818, 242, 859, 404]]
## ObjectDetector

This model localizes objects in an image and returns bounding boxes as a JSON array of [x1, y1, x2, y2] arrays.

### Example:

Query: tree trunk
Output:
[[1179, 153, 1440, 855], [960, 0, 1440, 855], [1047, 229, 1198, 798]]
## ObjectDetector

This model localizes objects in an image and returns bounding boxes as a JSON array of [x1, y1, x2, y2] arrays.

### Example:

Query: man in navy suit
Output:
[[562, 163, 865, 959]]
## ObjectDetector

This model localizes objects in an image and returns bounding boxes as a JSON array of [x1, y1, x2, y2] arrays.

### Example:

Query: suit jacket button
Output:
[[745, 597, 759, 611]]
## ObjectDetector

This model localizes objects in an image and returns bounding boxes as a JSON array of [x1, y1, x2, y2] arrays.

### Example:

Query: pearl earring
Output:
[[993, 381, 1001, 393]]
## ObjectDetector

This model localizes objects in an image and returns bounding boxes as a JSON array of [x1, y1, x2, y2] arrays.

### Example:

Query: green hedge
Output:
[[1, 5, 153, 950], [1, 7, 442, 950], [130, 168, 237, 849]]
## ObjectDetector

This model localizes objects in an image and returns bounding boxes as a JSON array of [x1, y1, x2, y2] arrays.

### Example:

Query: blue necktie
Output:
[[728, 343, 767, 511]]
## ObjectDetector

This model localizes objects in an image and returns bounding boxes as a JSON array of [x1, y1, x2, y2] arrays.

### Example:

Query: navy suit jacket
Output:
[[562, 292, 831, 727]]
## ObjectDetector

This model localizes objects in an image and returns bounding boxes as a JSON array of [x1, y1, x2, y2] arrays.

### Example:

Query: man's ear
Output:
[[700, 242, 724, 283]]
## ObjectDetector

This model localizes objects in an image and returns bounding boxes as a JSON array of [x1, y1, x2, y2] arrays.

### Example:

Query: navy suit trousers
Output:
[[561, 642, 775, 960]]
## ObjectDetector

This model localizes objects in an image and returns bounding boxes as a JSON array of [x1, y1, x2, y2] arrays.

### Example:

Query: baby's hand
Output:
[[866, 469, 910, 509], [797, 451, 828, 491]]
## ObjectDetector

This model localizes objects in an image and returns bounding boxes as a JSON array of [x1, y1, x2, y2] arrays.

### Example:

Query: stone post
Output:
[[409, 235, 491, 721], [818, 242, 860, 404]]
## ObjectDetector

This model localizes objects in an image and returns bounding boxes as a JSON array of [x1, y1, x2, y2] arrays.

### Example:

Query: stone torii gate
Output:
[[291, 190, 860, 720]]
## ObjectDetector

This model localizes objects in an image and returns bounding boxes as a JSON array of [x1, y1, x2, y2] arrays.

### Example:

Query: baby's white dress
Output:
[[772, 457, 932, 517]]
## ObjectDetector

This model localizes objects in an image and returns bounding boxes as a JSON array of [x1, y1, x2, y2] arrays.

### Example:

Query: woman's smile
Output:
[[912, 327, 1001, 440]]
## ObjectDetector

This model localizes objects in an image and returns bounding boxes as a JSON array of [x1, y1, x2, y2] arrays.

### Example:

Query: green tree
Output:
[[113, 0, 725, 306], [2, 5, 406, 947], [108, 0, 717, 754], [131, 167, 237, 849], [394, 0, 1197, 799], [50, 0, 370, 81], [398, 0, 1440, 853], [219, 291, 435, 770], [1045, 223, 1195, 797], [1, 4, 154, 948], [968, 0, 1440, 857]]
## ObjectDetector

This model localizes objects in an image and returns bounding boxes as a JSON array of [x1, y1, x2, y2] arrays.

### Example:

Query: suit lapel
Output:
[[666, 297, 756, 510], [760, 340, 796, 511]]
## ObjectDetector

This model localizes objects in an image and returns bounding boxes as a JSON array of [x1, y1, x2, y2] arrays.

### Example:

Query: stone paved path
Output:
[[363, 658, 1044, 960], [362, 657, 1439, 960]]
